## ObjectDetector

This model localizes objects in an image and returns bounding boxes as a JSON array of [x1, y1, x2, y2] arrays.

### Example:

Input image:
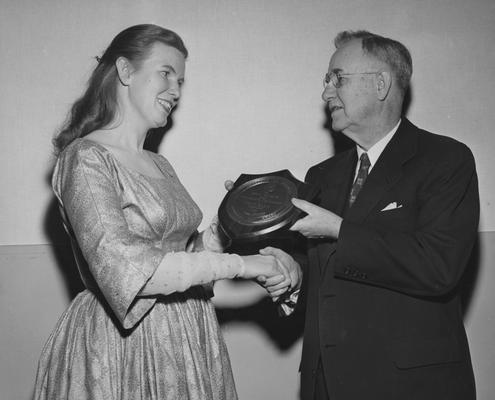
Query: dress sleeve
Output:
[[139, 251, 245, 296], [53, 144, 166, 328], [52, 143, 244, 329]]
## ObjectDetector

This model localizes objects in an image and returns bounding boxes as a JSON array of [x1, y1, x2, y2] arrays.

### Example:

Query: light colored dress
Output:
[[33, 139, 238, 400]]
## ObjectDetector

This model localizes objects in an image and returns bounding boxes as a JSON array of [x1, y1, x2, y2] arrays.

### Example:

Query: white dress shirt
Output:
[[354, 119, 401, 178]]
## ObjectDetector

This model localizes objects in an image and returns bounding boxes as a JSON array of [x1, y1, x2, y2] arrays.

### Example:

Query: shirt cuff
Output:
[[278, 289, 300, 316]]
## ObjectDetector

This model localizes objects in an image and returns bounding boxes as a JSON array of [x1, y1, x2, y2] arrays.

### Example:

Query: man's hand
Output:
[[290, 198, 342, 239], [257, 247, 302, 301]]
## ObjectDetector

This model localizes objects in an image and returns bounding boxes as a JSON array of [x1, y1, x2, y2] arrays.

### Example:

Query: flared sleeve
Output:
[[52, 142, 168, 329]]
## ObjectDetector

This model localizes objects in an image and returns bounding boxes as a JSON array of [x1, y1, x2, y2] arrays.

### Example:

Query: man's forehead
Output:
[[329, 41, 372, 70]]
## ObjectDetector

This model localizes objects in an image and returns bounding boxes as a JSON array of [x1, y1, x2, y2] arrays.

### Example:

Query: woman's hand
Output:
[[240, 254, 284, 281], [201, 215, 231, 252]]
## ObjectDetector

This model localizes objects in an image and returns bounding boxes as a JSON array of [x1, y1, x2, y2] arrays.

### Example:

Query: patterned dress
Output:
[[33, 139, 237, 399]]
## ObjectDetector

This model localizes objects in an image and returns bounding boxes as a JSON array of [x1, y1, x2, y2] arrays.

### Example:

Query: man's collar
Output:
[[356, 119, 401, 169]]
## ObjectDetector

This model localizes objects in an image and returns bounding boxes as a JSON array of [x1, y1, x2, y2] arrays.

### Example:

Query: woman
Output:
[[33, 24, 289, 399]]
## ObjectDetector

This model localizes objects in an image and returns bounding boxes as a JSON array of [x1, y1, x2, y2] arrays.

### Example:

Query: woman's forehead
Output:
[[144, 43, 185, 69]]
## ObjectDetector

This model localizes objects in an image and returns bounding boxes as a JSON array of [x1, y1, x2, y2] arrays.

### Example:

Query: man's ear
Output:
[[115, 57, 134, 86], [376, 71, 392, 101]]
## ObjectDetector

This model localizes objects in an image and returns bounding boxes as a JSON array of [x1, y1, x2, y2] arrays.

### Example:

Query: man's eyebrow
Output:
[[331, 68, 343, 74]]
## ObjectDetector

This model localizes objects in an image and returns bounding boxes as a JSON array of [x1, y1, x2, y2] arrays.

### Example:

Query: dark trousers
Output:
[[314, 358, 330, 400]]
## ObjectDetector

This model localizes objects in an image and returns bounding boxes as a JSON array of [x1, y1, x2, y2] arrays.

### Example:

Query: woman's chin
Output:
[[152, 115, 169, 129]]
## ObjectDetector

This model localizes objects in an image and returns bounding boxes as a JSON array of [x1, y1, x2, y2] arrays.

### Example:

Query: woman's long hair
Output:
[[53, 24, 188, 154]]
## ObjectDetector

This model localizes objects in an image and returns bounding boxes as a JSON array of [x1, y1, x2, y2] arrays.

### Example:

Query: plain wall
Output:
[[1, 0, 494, 399]]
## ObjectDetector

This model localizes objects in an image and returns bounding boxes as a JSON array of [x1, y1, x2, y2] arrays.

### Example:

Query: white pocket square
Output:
[[381, 202, 403, 211]]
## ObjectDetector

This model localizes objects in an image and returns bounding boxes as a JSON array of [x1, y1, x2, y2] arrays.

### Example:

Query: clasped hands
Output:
[[195, 214, 299, 300], [254, 247, 302, 302]]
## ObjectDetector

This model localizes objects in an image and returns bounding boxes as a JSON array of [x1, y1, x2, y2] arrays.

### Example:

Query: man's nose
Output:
[[321, 84, 336, 102]]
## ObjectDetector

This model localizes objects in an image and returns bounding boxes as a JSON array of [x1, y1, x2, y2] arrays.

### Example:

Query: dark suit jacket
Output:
[[299, 118, 479, 400]]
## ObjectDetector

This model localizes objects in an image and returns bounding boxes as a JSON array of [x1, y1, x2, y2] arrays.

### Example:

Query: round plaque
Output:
[[218, 170, 319, 242]]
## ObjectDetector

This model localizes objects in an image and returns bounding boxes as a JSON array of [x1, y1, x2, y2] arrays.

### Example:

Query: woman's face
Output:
[[125, 42, 186, 130]]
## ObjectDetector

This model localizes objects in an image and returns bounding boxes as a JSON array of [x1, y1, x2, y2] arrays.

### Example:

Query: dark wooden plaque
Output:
[[218, 170, 319, 246]]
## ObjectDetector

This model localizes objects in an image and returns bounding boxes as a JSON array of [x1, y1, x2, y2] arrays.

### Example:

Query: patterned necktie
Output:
[[348, 152, 371, 207]]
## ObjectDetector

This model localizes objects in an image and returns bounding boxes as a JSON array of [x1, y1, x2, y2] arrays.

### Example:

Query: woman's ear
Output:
[[115, 57, 133, 86], [376, 71, 392, 101]]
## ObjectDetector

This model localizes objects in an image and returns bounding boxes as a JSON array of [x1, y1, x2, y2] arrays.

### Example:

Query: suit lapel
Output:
[[344, 119, 419, 223], [320, 149, 357, 214], [316, 149, 357, 273]]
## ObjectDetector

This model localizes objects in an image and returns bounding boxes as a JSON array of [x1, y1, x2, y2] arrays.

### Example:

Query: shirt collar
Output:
[[356, 119, 401, 171]]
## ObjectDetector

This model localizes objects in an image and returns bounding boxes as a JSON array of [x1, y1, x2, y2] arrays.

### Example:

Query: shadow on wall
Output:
[[460, 236, 481, 318], [216, 293, 305, 350], [43, 173, 85, 300]]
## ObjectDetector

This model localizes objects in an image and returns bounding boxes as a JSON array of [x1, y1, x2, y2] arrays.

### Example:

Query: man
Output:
[[264, 30, 479, 399]]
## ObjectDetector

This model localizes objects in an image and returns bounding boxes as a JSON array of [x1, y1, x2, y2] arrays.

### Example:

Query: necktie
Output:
[[348, 153, 371, 207]]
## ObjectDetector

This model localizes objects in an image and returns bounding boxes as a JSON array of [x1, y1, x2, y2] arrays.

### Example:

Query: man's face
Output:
[[322, 39, 380, 138]]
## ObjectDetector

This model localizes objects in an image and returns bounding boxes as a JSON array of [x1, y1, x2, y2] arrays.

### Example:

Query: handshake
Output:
[[243, 246, 302, 302], [200, 191, 302, 302]]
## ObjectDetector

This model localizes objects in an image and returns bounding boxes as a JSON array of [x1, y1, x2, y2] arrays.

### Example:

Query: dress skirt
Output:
[[33, 289, 237, 400]]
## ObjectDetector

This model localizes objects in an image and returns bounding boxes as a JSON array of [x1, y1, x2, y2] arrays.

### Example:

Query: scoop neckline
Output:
[[76, 137, 168, 181]]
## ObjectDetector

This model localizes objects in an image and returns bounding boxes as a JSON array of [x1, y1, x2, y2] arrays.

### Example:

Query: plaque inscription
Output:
[[218, 170, 319, 244]]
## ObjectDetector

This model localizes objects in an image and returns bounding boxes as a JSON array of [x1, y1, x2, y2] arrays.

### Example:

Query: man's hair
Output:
[[335, 30, 412, 94]]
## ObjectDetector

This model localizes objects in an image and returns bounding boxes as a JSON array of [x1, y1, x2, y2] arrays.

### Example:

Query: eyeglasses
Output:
[[323, 71, 380, 89]]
